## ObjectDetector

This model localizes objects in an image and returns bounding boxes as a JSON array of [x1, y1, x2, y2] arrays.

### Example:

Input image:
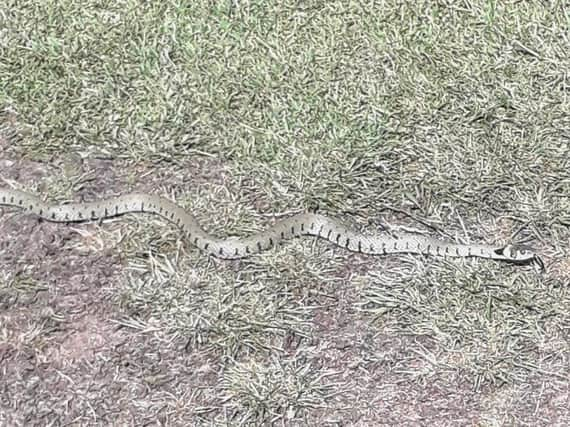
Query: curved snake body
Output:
[[0, 188, 540, 265]]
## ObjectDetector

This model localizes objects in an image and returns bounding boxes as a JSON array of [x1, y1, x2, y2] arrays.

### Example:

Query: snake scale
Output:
[[0, 188, 541, 265]]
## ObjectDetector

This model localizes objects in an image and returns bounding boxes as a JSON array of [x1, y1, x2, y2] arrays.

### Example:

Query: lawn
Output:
[[1, 0, 569, 424]]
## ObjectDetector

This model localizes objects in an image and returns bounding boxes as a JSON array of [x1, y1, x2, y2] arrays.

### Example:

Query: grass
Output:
[[1, 0, 569, 425]]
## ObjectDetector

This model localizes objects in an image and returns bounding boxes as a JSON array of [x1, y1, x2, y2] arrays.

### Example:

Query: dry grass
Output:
[[1, 0, 569, 425]]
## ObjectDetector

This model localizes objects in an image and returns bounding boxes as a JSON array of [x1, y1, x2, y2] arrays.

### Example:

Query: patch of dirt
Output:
[[0, 149, 228, 425]]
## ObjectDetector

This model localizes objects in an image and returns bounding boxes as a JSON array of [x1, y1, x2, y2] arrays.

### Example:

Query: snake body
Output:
[[0, 188, 540, 265]]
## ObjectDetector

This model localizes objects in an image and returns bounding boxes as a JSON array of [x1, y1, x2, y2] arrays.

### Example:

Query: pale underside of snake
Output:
[[0, 188, 542, 266]]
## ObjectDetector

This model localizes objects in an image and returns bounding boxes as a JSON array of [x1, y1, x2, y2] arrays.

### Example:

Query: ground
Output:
[[1, 1, 569, 425]]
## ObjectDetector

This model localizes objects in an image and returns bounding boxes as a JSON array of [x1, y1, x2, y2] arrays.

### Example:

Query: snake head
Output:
[[495, 244, 544, 270]]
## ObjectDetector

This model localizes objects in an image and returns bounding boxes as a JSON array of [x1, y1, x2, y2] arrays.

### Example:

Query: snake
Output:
[[0, 188, 542, 266]]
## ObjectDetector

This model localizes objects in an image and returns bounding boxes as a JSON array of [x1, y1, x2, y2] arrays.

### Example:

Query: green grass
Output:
[[1, 0, 569, 424]]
